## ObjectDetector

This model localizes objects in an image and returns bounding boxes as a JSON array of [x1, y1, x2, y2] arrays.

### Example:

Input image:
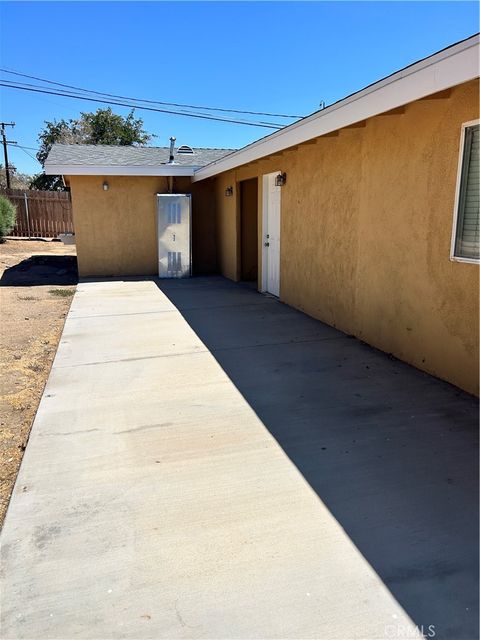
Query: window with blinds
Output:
[[453, 123, 480, 261]]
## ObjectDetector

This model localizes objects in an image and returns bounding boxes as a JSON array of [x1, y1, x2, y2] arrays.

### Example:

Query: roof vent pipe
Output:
[[168, 136, 176, 163]]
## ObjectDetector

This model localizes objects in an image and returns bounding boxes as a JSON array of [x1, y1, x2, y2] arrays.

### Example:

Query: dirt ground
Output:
[[0, 239, 78, 527]]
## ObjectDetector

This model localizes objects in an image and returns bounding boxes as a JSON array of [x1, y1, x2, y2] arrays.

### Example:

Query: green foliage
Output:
[[29, 173, 66, 191], [0, 195, 16, 241], [35, 108, 154, 190], [82, 109, 152, 146], [36, 119, 76, 166], [0, 164, 33, 190]]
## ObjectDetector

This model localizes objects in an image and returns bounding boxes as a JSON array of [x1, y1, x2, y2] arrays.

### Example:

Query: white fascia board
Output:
[[44, 165, 198, 177], [193, 36, 480, 182]]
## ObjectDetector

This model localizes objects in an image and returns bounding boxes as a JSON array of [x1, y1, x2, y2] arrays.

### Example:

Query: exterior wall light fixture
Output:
[[103, 181, 109, 191], [225, 186, 233, 197], [275, 173, 287, 187]]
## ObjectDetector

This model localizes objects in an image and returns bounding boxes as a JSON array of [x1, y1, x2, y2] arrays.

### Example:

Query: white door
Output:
[[262, 172, 281, 296]]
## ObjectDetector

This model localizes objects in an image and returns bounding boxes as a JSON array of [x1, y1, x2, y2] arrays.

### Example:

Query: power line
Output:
[[0, 81, 284, 129], [7, 142, 38, 152], [18, 146, 36, 158], [1, 78, 283, 125], [0, 80, 283, 129], [5, 140, 41, 167], [0, 67, 303, 120], [12, 144, 40, 162]]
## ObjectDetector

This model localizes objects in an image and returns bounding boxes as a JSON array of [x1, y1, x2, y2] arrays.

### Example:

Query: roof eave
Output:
[[192, 34, 480, 182], [44, 165, 199, 177]]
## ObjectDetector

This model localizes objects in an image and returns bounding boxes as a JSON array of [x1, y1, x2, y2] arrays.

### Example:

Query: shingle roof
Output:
[[45, 144, 235, 168]]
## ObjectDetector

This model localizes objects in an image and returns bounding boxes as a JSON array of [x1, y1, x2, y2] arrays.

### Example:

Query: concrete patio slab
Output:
[[1, 277, 478, 640]]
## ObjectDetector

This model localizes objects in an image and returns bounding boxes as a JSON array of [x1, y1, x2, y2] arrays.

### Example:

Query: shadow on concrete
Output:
[[0, 255, 78, 287], [155, 276, 479, 640]]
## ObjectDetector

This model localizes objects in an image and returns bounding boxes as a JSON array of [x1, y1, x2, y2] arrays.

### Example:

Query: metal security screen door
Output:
[[262, 173, 281, 296], [157, 194, 192, 278]]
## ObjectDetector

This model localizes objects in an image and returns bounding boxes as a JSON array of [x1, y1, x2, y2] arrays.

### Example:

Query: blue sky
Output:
[[0, 1, 478, 175]]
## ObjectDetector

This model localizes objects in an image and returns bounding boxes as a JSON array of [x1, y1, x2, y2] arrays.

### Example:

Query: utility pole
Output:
[[0, 122, 15, 189]]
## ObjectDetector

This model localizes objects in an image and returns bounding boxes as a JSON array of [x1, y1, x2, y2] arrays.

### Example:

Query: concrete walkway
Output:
[[1, 277, 478, 640]]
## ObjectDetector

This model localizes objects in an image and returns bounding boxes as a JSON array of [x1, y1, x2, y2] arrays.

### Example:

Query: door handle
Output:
[[264, 242, 270, 247]]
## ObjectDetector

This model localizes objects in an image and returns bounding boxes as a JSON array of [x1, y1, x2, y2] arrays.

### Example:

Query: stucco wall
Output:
[[211, 80, 479, 394], [213, 173, 239, 280], [68, 175, 217, 278]]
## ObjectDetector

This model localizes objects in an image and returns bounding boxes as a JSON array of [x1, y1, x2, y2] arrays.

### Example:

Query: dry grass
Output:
[[49, 288, 75, 298]]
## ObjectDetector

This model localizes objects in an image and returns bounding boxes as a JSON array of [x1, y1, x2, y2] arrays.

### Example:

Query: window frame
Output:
[[450, 119, 480, 265]]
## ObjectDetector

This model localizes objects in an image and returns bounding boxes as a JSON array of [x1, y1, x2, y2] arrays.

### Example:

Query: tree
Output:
[[0, 164, 33, 190], [30, 172, 65, 191], [83, 109, 152, 146], [36, 118, 79, 167], [0, 195, 16, 241], [32, 108, 153, 191]]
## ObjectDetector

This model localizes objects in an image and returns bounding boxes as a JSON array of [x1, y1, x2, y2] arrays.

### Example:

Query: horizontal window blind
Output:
[[455, 124, 480, 260]]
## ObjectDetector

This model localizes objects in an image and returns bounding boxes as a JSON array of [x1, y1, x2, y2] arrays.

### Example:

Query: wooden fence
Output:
[[2, 189, 74, 238]]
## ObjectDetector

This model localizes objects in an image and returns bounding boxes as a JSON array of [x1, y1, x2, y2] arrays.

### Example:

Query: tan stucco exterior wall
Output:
[[214, 173, 239, 281], [68, 175, 217, 278], [212, 80, 480, 394]]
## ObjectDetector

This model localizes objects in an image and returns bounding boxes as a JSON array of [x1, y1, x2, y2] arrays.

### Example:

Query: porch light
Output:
[[102, 181, 109, 191], [275, 173, 287, 187], [225, 186, 233, 197]]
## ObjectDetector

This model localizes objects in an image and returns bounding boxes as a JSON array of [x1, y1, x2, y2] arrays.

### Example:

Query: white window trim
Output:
[[450, 118, 480, 265]]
